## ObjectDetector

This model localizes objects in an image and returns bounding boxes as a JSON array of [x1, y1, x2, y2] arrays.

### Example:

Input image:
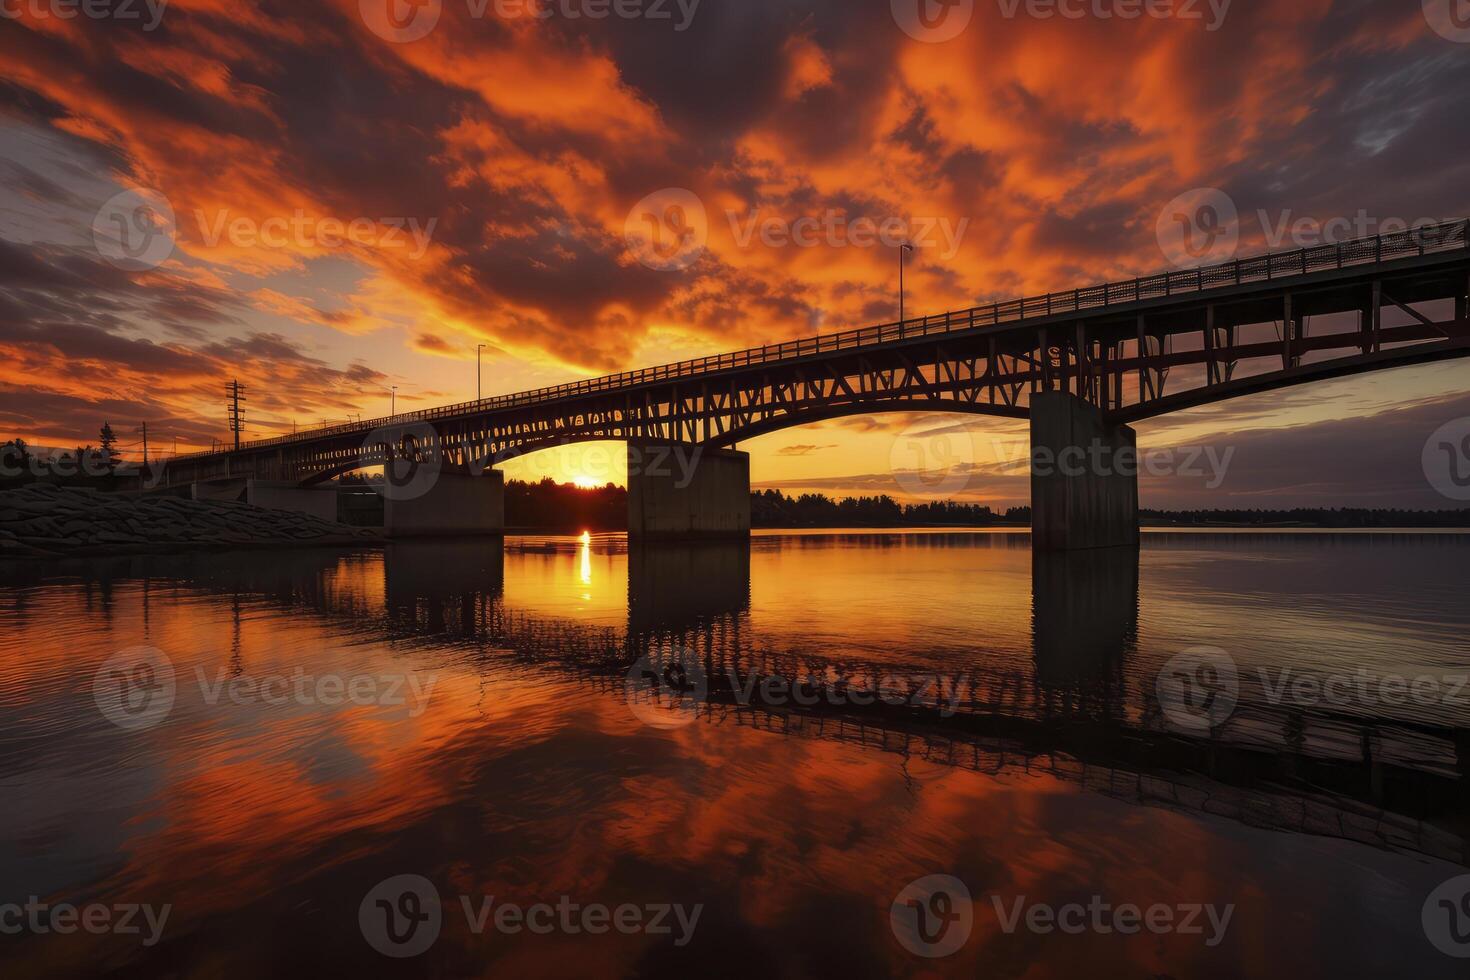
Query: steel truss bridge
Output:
[[162, 219, 1470, 486]]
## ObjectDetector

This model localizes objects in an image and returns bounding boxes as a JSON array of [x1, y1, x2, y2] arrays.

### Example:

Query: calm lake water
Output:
[[2, 531, 1468, 977]]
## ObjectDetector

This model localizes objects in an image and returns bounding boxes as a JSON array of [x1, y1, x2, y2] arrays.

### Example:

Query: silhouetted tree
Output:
[[1, 439, 31, 483], [98, 423, 119, 472]]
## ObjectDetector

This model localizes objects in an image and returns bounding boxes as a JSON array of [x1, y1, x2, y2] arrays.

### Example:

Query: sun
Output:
[[571, 475, 600, 490]]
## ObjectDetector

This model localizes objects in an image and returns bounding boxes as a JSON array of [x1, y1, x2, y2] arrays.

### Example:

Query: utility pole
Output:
[[898, 241, 914, 326], [226, 380, 247, 450], [136, 423, 149, 466], [477, 344, 486, 401]]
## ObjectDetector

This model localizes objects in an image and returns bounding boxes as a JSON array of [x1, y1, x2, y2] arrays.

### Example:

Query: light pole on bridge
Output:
[[477, 344, 486, 401], [898, 241, 914, 326], [390, 386, 397, 418]]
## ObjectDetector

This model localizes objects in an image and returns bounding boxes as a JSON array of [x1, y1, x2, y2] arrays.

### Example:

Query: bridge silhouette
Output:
[[159, 219, 1470, 547]]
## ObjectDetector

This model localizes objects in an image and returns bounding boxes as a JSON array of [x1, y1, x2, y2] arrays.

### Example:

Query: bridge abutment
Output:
[[385, 469, 504, 539], [189, 478, 247, 503], [627, 442, 750, 539], [243, 480, 341, 522], [1030, 392, 1139, 551]]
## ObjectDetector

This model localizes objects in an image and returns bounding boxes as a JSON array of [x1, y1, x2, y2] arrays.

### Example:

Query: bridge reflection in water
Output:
[[28, 535, 1467, 869]]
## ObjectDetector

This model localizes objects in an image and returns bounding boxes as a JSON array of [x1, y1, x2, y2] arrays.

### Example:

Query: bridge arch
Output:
[[705, 400, 1028, 447]]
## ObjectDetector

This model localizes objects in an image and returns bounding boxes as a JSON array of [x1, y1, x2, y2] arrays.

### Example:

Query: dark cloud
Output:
[[0, 0, 1467, 485]]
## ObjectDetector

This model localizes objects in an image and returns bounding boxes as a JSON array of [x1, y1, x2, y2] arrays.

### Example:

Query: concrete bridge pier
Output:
[[189, 478, 247, 503], [385, 468, 504, 539], [244, 480, 341, 522], [1030, 392, 1140, 551], [627, 441, 750, 539], [190, 478, 340, 521]]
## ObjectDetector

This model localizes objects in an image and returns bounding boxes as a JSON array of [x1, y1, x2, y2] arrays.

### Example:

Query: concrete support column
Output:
[[627, 442, 750, 539], [245, 480, 340, 522], [1030, 392, 1139, 551], [190, 478, 247, 503], [385, 469, 504, 539]]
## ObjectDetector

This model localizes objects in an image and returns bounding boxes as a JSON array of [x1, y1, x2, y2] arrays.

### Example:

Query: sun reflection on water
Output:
[[579, 530, 592, 589]]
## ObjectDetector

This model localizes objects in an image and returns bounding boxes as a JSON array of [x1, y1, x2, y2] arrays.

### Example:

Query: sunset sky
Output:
[[2, 0, 1469, 508]]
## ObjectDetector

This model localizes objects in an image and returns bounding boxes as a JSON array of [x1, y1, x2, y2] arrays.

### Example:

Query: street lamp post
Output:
[[898, 242, 914, 327], [390, 386, 397, 418], [477, 344, 486, 401]]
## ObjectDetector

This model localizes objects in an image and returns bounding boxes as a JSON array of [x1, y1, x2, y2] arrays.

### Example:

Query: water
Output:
[[1, 531, 1468, 977]]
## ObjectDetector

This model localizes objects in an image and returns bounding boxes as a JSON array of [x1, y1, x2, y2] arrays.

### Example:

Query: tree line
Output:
[[1140, 507, 1470, 528], [2, 425, 128, 484], [9, 445, 1470, 529], [750, 489, 1028, 526]]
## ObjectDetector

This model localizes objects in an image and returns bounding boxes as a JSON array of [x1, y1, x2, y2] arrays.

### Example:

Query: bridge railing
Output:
[[172, 219, 1468, 462]]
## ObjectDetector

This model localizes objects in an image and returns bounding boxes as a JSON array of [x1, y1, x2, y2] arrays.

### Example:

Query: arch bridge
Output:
[[161, 220, 1470, 548]]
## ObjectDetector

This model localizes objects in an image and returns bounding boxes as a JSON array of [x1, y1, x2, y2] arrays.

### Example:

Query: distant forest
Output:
[[8, 448, 1470, 529], [1138, 508, 1470, 528], [750, 488, 1027, 526], [505, 478, 624, 530], [493, 481, 1470, 530]]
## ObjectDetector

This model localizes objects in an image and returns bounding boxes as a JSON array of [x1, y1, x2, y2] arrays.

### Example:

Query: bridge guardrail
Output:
[[171, 219, 1468, 462]]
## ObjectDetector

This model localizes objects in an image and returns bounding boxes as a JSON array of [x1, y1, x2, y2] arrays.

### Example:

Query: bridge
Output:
[[160, 219, 1470, 548]]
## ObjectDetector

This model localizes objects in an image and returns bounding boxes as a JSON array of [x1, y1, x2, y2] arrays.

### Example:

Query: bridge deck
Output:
[[168, 219, 1469, 472]]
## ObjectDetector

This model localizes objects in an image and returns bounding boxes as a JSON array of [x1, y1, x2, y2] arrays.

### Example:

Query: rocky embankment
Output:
[[0, 484, 378, 558]]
